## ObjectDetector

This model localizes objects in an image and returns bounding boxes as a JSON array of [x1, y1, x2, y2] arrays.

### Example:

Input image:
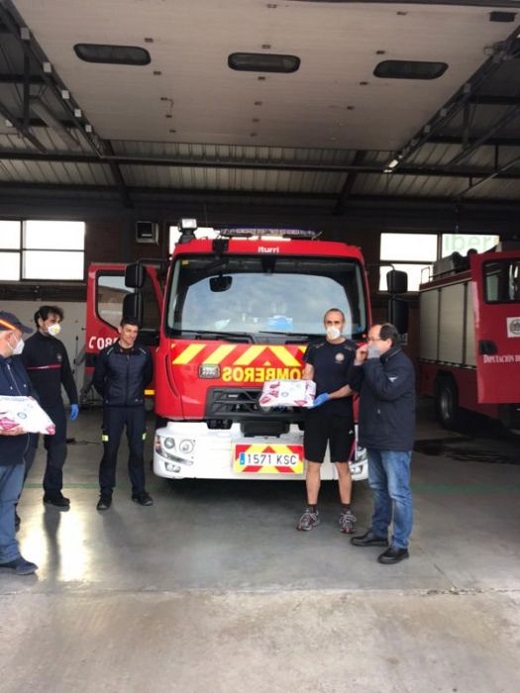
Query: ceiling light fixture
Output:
[[228, 52, 300, 73]]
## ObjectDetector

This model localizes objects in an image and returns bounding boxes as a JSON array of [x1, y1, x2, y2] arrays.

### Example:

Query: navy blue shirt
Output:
[[304, 338, 357, 417]]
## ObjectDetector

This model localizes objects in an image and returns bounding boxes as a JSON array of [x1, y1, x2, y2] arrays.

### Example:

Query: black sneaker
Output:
[[131, 491, 153, 506], [96, 495, 112, 511], [0, 556, 38, 575], [43, 493, 70, 509]]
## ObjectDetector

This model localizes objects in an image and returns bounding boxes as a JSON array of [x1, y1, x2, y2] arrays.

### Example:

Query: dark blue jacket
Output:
[[351, 346, 416, 451], [0, 355, 34, 465], [93, 341, 153, 408]]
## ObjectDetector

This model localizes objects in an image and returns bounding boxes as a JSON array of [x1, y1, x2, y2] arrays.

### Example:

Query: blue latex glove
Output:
[[312, 393, 330, 408], [69, 404, 79, 421]]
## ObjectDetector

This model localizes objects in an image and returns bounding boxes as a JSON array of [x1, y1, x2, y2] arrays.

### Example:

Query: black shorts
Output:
[[303, 410, 355, 464]]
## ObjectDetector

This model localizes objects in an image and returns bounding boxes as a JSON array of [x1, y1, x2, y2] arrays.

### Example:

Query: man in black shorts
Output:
[[297, 308, 357, 532]]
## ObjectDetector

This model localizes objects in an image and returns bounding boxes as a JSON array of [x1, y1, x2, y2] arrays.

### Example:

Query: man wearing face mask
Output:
[[297, 308, 358, 532], [0, 311, 38, 575], [20, 305, 79, 512], [349, 323, 415, 565]]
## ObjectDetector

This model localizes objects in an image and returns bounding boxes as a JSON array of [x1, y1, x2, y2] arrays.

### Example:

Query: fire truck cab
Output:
[[121, 220, 374, 482]]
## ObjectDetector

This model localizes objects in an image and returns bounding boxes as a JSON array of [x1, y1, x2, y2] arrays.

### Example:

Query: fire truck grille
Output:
[[205, 387, 304, 424]]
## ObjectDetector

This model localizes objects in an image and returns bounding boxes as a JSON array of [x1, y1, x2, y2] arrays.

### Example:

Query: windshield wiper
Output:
[[182, 330, 254, 343], [258, 331, 315, 342]]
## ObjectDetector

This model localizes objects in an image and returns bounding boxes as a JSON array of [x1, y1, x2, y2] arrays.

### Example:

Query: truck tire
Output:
[[434, 377, 459, 430]]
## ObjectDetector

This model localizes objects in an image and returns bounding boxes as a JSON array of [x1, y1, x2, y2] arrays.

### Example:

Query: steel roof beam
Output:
[[0, 100, 46, 152], [429, 135, 520, 147], [333, 150, 366, 216], [1, 149, 519, 179], [383, 26, 520, 171]]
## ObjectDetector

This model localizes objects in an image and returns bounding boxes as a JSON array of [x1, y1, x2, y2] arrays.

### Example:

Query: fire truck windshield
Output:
[[165, 254, 368, 341]]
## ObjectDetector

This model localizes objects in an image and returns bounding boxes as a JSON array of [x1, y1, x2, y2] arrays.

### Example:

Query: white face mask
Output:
[[9, 335, 25, 355], [47, 323, 61, 337], [326, 326, 341, 341]]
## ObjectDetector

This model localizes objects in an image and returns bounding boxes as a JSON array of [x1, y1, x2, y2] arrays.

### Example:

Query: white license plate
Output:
[[233, 444, 304, 474]]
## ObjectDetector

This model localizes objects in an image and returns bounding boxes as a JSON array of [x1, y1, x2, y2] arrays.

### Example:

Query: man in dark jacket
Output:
[[21, 305, 79, 510], [93, 318, 153, 510], [349, 322, 415, 565], [0, 311, 38, 576]]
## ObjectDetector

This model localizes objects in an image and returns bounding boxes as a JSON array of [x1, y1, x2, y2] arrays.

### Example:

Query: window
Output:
[[379, 232, 500, 291], [166, 253, 368, 341], [484, 260, 520, 303], [441, 234, 498, 257], [379, 233, 437, 291], [0, 220, 21, 280], [96, 274, 132, 329], [0, 219, 85, 281]]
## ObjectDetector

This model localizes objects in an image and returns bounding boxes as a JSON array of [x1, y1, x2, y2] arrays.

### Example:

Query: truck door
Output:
[[471, 251, 520, 403]]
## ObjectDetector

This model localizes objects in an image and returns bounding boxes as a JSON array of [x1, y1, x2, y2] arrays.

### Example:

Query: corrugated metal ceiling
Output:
[[0, 0, 519, 212]]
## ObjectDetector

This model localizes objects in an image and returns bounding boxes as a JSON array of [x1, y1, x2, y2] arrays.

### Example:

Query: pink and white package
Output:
[[259, 379, 316, 409], [0, 396, 56, 435]]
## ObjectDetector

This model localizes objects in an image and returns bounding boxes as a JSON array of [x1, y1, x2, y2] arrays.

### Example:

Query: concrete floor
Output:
[[1, 400, 520, 692]]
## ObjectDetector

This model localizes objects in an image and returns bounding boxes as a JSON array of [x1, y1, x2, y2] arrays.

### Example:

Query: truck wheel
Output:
[[435, 378, 459, 430]]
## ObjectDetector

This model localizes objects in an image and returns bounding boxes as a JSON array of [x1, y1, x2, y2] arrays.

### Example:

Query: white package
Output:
[[259, 379, 316, 409], [0, 396, 56, 435]]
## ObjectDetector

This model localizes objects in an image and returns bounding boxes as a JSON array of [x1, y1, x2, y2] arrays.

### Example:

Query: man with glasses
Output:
[[349, 322, 415, 564]]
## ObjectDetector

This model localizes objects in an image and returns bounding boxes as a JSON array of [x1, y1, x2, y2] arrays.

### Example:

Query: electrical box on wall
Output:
[[135, 221, 159, 244]]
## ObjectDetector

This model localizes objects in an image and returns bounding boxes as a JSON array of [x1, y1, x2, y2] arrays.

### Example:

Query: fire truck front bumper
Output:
[[153, 422, 368, 482]]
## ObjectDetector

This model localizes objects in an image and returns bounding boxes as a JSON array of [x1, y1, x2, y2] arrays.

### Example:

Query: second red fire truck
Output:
[[418, 242, 520, 432]]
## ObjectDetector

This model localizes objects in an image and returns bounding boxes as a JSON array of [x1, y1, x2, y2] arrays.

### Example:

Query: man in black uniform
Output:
[[297, 308, 358, 532], [21, 305, 79, 510], [93, 318, 153, 510]]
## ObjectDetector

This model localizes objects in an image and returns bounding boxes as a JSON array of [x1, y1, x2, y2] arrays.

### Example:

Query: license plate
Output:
[[233, 444, 304, 474]]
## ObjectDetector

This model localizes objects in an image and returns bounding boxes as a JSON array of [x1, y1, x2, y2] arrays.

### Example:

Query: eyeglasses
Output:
[[367, 337, 385, 342]]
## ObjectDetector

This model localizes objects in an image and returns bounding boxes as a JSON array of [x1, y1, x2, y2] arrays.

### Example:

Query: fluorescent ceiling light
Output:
[[228, 52, 300, 73], [74, 43, 151, 65]]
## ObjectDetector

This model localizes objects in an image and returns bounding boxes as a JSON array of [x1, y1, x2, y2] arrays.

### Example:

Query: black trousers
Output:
[[24, 402, 68, 496], [99, 406, 147, 497]]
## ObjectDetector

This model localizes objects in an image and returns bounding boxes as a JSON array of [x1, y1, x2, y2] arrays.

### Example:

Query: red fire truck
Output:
[[418, 243, 520, 431], [86, 220, 407, 482]]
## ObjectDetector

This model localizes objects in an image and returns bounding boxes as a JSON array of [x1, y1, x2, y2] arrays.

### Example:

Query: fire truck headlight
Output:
[[163, 437, 176, 450], [179, 439, 194, 455], [199, 364, 220, 379]]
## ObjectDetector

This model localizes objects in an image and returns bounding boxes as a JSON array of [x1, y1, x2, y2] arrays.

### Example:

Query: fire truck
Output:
[[86, 220, 407, 482], [418, 243, 520, 432]]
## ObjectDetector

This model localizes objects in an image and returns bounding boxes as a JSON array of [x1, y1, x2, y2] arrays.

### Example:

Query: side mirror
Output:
[[387, 269, 408, 294], [210, 275, 233, 292], [123, 292, 143, 325], [388, 296, 409, 335], [125, 262, 146, 289]]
